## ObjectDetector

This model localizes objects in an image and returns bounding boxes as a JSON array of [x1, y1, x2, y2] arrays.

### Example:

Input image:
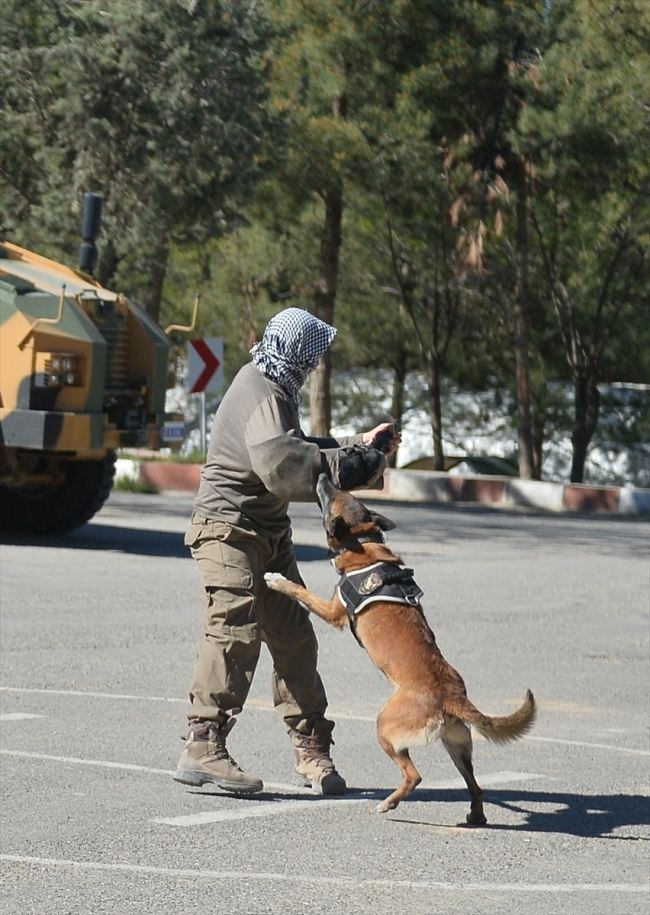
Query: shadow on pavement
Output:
[[186, 786, 390, 803], [0, 525, 190, 558], [388, 787, 650, 840], [0, 525, 329, 562], [176, 782, 650, 840]]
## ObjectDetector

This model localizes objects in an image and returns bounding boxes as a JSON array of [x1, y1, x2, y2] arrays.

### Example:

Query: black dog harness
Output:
[[337, 562, 424, 646]]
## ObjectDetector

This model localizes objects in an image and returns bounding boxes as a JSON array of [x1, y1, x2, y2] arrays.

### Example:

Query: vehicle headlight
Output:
[[35, 352, 82, 387]]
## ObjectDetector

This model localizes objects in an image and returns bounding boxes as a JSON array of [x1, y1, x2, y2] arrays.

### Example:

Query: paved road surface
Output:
[[1, 493, 648, 914]]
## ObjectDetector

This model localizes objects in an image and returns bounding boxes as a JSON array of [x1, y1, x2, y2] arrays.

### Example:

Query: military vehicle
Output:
[[0, 194, 184, 534]]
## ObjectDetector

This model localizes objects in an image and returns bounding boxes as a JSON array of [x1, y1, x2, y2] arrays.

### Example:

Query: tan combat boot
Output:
[[174, 721, 263, 793], [289, 728, 346, 795]]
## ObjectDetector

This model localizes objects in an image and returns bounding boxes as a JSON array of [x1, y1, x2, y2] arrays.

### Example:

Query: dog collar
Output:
[[328, 531, 386, 560]]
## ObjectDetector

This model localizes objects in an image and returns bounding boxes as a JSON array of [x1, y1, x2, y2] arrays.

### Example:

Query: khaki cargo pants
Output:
[[184, 513, 330, 734]]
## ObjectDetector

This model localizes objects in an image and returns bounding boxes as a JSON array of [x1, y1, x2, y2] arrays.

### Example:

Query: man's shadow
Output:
[[184, 784, 649, 841], [388, 786, 650, 840]]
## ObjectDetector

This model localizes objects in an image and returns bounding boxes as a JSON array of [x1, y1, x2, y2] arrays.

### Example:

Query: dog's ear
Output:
[[325, 514, 350, 542], [370, 511, 396, 531]]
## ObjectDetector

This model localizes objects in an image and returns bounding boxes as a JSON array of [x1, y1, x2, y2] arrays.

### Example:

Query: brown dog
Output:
[[265, 473, 536, 823]]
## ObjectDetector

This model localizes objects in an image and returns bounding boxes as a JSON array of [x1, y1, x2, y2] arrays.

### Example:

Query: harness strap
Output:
[[337, 562, 424, 648]]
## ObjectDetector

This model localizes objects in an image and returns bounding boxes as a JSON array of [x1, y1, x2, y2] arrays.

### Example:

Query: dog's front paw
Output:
[[376, 799, 393, 814], [264, 572, 288, 591]]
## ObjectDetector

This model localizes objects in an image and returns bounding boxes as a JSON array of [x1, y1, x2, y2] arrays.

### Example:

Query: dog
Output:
[[265, 473, 536, 824]]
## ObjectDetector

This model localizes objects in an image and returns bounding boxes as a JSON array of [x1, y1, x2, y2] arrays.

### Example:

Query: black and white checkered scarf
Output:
[[251, 308, 336, 405]]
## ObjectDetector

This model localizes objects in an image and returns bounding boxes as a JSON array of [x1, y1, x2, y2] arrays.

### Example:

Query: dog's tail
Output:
[[444, 689, 536, 744]]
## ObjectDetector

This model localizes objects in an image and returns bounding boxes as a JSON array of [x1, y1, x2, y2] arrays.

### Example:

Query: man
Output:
[[174, 307, 399, 796]]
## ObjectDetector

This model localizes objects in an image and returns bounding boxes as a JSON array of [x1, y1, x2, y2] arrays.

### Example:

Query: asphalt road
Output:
[[1, 492, 649, 915]]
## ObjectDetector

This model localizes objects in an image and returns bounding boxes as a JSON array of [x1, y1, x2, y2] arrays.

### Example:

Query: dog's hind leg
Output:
[[440, 718, 487, 825], [375, 693, 424, 813]]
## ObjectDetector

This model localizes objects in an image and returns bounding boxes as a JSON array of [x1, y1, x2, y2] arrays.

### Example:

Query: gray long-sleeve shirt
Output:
[[193, 362, 363, 536]]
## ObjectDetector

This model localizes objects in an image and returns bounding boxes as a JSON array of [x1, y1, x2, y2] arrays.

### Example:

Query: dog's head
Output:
[[316, 473, 395, 550]]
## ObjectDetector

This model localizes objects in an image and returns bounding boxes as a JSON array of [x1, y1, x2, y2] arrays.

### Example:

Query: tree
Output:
[[266, 0, 379, 435], [379, 185, 464, 471], [520, 0, 650, 481], [1, 0, 276, 322], [342, 0, 547, 474], [331, 189, 422, 464]]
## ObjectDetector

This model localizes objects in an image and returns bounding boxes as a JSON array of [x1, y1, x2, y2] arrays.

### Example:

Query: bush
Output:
[[113, 476, 160, 495]]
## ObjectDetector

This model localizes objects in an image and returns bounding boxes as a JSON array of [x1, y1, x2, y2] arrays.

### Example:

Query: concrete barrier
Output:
[[139, 461, 201, 492], [114, 460, 649, 516], [504, 479, 565, 511]]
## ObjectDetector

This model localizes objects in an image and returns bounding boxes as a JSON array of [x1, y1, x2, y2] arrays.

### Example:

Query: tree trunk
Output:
[[514, 185, 535, 479], [144, 238, 170, 324], [310, 178, 343, 437], [389, 349, 408, 467], [97, 237, 120, 290], [531, 405, 545, 481], [310, 91, 346, 438], [309, 352, 332, 437], [427, 354, 445, 471], [570, 370, 601, 483]]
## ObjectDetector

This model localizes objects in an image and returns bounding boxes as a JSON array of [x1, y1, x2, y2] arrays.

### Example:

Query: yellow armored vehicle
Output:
[[0, 197, 182, 533]]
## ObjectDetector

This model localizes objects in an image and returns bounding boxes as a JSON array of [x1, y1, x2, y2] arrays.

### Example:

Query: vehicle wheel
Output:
[[0, 451, 116, 535]]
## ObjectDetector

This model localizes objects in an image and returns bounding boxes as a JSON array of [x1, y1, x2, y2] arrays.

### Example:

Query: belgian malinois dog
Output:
[[265, 473, 536, 823]]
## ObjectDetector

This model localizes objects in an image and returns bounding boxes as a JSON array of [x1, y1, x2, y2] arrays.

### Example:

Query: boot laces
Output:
[[295, 733, 336, 772], [196, 723, 244, 772], [211, 727, 243, 769]]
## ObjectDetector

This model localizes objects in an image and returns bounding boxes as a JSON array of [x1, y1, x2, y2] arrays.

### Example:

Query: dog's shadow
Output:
[[390, 787, 650, 840], [185, 784, 649, 841]]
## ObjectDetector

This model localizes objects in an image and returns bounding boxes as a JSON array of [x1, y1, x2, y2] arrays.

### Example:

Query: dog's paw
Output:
[[264, 572, 288, 591], [376, 800, 392, 814], [465, 811, 487, 826]]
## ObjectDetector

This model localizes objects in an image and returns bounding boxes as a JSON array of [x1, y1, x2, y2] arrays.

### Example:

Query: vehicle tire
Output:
[[0, 450, 116, 535]]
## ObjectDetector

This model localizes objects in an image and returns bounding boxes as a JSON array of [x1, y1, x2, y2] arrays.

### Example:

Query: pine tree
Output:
[[519, 0, 650, 481], [1, 0, 276, 322]]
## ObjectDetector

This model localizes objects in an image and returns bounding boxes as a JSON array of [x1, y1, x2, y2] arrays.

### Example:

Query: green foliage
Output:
[[1, 0, 277, 311], [113, 476, 160, 494], [518, 0, 650, 383], [1, 0, 647, 479]]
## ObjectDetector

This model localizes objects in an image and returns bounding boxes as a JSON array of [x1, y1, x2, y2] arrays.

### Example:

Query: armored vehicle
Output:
[[0, 198, 183, 534]]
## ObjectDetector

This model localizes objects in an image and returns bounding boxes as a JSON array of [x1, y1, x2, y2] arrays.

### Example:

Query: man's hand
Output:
[[362, 421, 402, 456], [335, 445, 386, 490]]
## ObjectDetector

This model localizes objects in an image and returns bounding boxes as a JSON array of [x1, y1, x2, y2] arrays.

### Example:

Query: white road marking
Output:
[[420, 770, 546, 790], [1, 749, 174, 776], [259, 782, 316, 794], [0, 686, 186, 704], [525, 735, 650, 756], [1, 855, 648, 894], [155, 772, 546, 826], [1, 748, 545, 811], [153, 797, 367, 826], [0, 713, 43, 721], [315, 708, 375, 722], [2, 686, 647, 755], [0, 751, 316, 795]]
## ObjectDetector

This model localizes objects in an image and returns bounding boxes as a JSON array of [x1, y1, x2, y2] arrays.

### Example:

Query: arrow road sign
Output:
[[187, 337, 223, 394]]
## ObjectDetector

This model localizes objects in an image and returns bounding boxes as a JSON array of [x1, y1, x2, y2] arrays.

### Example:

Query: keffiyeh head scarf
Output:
[[250, 308, 337, 405]]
